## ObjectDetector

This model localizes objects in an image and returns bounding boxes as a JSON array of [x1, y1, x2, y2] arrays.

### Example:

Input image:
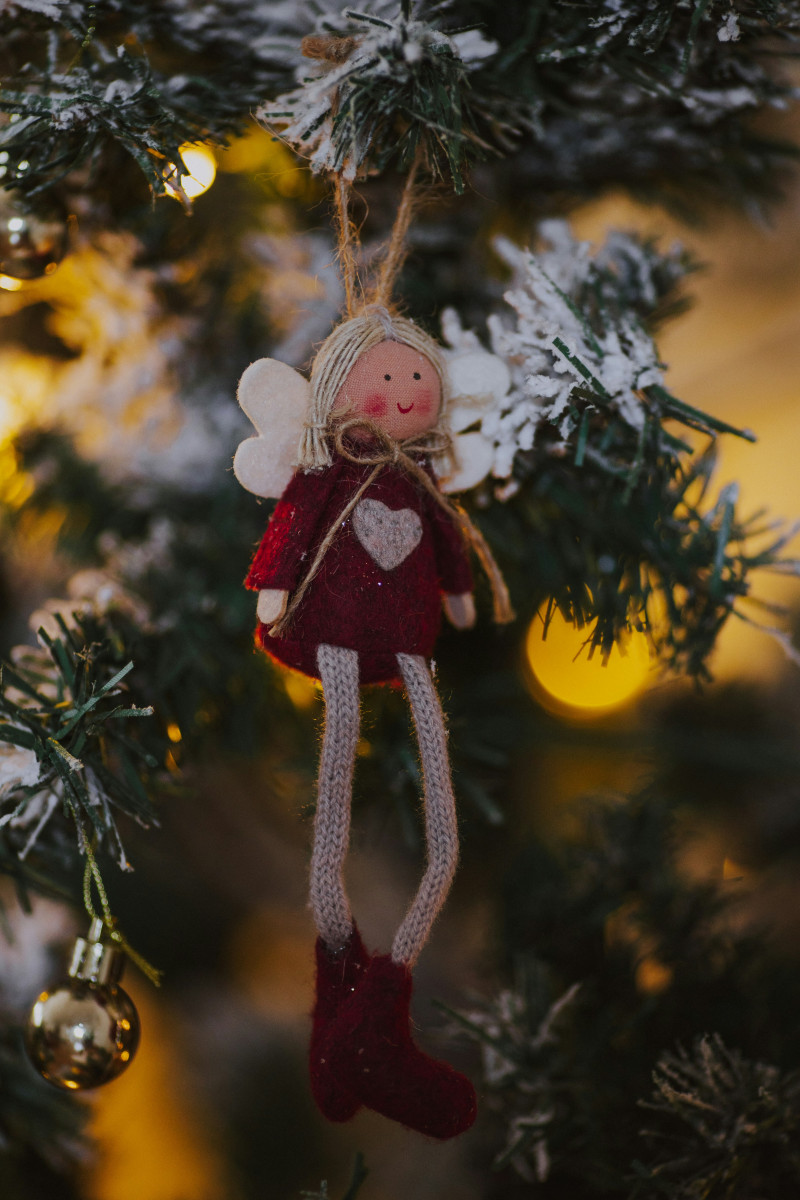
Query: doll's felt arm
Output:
[[443, 592, 476, 630], [245, 462, 342, 593], [257, 589, 288, 627]]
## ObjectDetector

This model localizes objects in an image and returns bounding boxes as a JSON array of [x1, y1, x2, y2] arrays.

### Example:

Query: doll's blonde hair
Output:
[[297, 306, 449, 470]]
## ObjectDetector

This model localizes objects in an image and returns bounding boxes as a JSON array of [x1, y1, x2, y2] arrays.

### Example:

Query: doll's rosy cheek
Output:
[[362, 393, 388, 418], [414, 388, 435, 415]]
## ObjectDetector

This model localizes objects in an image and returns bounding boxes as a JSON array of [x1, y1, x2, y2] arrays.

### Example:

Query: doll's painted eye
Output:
[[413, 372, 421, 380], [384, 374, 392, 380]]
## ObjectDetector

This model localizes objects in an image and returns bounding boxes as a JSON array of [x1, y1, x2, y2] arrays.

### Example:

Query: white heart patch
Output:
[[352, 499, 423, 571]]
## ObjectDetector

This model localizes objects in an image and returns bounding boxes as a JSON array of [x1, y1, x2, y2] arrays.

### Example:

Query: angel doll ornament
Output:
[[234, 306, 512, 1140]]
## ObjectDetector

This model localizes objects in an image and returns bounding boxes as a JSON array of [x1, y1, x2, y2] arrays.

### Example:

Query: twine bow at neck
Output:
[[333, 417, 454, 468], [269, 417, 514, 639]]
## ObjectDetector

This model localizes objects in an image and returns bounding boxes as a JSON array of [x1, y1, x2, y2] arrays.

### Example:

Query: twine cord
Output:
[[326, 136, 425, 317], [372, 148, 425, 307], [334, 176, 359, 317], [82, 845, 162, 986]]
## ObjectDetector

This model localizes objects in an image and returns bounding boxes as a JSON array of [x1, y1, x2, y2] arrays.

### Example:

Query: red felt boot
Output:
[[310, 925, 371, 1121], [323, 953, 477, 1139]]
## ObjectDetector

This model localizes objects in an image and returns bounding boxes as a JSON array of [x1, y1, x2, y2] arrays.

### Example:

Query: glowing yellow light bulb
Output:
[[526, 607, 652, 717], [166, 143, 217, 201]]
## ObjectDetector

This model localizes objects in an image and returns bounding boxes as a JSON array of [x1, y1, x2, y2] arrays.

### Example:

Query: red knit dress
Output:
[[245, 452, 473, 685]]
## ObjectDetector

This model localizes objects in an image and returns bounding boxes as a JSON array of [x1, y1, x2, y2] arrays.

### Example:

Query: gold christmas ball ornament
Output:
[[26, 919, 140, 1091], [0, 191, 68, 281]]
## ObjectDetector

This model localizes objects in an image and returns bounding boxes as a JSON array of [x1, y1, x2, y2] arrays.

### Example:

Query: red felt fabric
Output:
[[318, 953, 477, 1139], [309, 926, 371, 1122], [245, 451, 472, 685]]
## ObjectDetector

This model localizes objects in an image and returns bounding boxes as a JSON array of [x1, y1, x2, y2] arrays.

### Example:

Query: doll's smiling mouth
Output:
[[397, 402, 414, 414]]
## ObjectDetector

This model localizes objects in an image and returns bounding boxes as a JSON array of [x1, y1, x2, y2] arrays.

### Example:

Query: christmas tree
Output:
[[2, 2, 800, 1197]]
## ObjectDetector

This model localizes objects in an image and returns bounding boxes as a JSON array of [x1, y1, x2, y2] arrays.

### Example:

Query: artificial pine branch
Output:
[[447, 782, 800, 1195], [0, 1, 302, 201], [441, 959, 583, 1183], [634, 1035, 800, 1198], [465, 0, 800, 211], [2, 1, 799, 212], [257, 5, 500, 190], [0, 613, 159, 891], [445, 221, 800, 677]]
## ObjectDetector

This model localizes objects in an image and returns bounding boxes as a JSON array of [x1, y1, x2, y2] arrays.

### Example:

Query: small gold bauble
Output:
[[26, 980, 140, 1090], [0, 192, 67, 281], [25, 918, 140, 1090]]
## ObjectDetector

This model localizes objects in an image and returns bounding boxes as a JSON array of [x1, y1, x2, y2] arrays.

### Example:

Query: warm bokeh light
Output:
[[0, 273, 24, 291], [282, 670, 320, 710], [216, 126, 315, 201], [86, 988, 229, 1200], [166, 143, 217, 201], [0, 354, 53, 445], [0, 442, 33, 509], [635, 956, 674, 996], [723, 856, 750, 881], [526, 608, 653, 717], [228, 906, 314, 1021], [0, 395, 15, 443]]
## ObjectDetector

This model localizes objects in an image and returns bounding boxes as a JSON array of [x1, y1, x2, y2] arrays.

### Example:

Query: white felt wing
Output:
[[439, 431, 495, 494], [447, 351, 511, 434], [233, 358, 310, 499], [439, 349, 508, 493]]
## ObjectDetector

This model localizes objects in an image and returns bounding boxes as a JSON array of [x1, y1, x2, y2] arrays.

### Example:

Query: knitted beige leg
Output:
[[310, 644, 361, 950], [391, 654, 459, 966]]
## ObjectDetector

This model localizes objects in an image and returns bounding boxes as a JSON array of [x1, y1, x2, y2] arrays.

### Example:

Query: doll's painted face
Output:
[[332, 340, 442, 441]]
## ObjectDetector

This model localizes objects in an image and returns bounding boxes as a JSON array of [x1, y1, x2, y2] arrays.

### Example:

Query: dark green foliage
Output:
[[491, 443, 795, 681], [0, 1027, 86, 1177], [1, 428, 295, 758], [1, 8, 194, 200], [2, 0, 800, 214], [451, 785, 800, 1197], [465, 0, 800, 211], [0, 611, 158, 879], [0, 47, 195, 202], [0, 1, 293, 202], [258, 6, 500, 191], [634, 1035, 800, 1199], [471, 227, 797, 679], [443, 958, 584, 1182], [301, 1152, 369, 1200]]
